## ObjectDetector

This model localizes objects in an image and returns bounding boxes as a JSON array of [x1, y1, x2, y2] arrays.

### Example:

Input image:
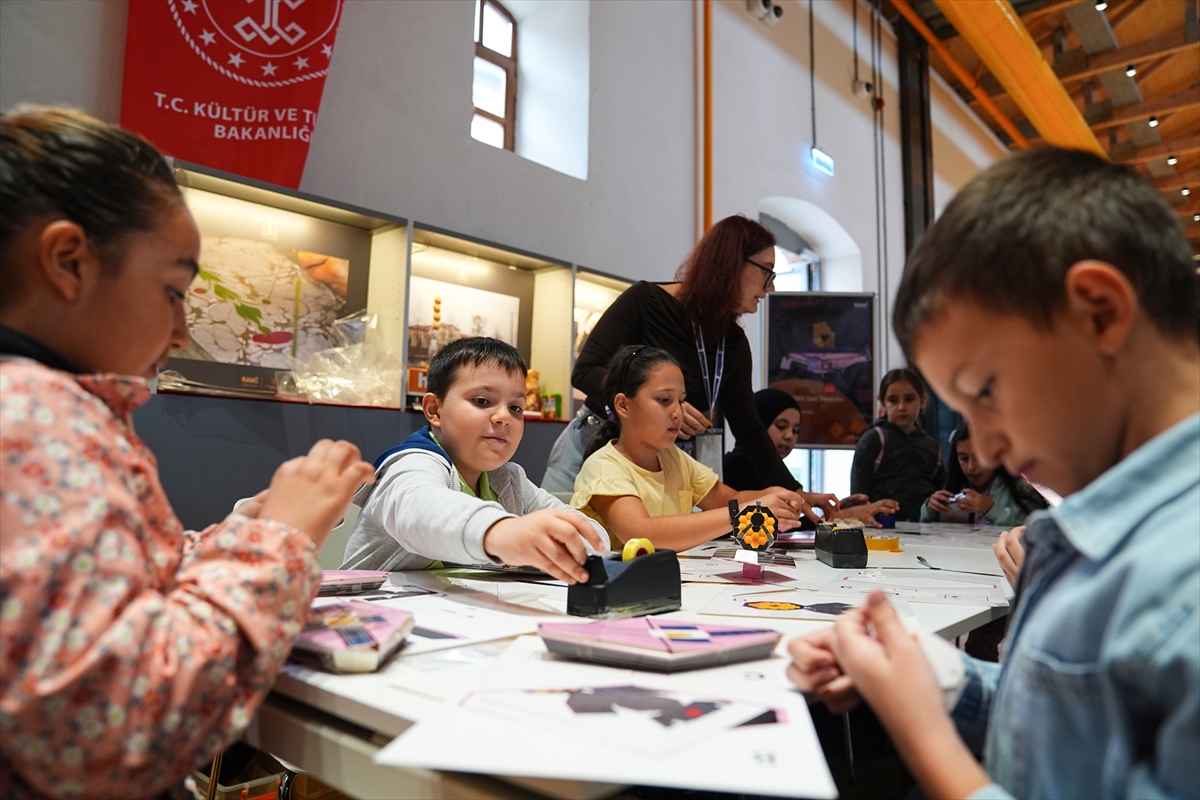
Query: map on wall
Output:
[[407, 276, 520, 365], [176, 237, 348, 370]]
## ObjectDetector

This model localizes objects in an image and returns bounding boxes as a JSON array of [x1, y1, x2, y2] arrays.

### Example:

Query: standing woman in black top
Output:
[[542, 216, 837, 518]]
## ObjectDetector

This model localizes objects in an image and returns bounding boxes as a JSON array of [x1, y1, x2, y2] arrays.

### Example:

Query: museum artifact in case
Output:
[[405, 226, 574, 418], [163, 161, 409, 407]]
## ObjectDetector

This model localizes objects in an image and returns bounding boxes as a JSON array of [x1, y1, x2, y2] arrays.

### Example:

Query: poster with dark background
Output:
[[764, 293, 875, 447]]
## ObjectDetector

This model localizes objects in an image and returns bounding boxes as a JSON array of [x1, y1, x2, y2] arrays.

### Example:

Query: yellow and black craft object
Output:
[[728, 500, 777, 550], [567, 542, 681, 619]]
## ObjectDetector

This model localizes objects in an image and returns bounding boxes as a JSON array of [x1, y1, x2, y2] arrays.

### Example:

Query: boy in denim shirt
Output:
[[787, 148, 1198, 799]]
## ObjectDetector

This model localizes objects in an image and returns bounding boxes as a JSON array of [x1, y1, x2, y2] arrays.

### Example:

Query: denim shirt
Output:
[[953, 414, 1200, 800]]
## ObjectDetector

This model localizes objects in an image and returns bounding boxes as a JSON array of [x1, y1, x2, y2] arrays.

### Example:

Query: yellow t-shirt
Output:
[[571, 440, 719, 544]]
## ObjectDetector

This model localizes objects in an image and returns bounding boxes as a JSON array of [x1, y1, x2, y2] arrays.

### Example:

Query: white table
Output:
[[246, 532, 1010, 799]]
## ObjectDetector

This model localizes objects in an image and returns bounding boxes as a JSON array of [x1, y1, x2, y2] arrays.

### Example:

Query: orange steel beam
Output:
[[703, 0, 713, 233], [890, 0, 1031, 147], [934, 0, 1107, 157]]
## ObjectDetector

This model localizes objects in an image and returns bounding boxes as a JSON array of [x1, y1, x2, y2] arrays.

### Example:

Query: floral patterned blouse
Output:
[[0, 358, 321, 798]]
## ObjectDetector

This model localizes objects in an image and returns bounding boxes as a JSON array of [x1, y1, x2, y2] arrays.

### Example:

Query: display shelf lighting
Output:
[[811, 146, 835, 177], [1167, 155, 1179, 166]]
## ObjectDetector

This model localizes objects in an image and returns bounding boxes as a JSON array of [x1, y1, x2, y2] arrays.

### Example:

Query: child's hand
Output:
[[926, 490, 954, 513], [234, 489, 269, 519], [837, 493, 871, 509], [956, 488, 995, 514], [800, 491, 839, 523], [832, 498, 898, 528], [993, 525, 1026, 588], [483, 509, 605, 584], [751, 488, 803, 530], [786, 628, 862, 713], [830, 592, 946, 733], [258, 440, 375, 549]]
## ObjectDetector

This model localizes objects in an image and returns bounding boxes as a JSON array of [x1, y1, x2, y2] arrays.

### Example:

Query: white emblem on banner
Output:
[[167, 0, 342, 88]]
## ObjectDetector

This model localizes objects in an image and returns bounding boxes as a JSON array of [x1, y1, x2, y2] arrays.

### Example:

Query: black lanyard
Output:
[[693, 325, 725, 419]]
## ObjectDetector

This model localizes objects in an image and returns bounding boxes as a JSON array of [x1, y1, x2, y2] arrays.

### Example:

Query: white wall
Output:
[[511, 0, 590, 180], [709, 0, 1006, 385], [300, 0, 695, 280], [0, 0, 128, 122]]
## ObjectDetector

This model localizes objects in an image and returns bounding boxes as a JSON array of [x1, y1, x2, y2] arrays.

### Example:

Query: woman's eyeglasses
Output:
[[747, 259, 777, 290]]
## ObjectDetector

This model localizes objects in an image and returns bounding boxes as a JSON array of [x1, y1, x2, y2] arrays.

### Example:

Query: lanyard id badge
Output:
[[693, 324, 726, 420]]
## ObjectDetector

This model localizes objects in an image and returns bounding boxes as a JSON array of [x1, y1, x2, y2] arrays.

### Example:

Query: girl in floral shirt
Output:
[[0, 107, 375, 799]]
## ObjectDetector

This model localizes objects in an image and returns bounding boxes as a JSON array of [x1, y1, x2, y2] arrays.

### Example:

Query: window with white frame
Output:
[[471, 0, 517, 150]]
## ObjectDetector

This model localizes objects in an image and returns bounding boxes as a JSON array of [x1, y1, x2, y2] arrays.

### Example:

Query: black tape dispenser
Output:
[[814, 521, 869, 569], [567, 538, 682, 618]]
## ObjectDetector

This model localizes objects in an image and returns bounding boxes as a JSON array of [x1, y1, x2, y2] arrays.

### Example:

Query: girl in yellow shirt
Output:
[[571, 345, 836, 551]]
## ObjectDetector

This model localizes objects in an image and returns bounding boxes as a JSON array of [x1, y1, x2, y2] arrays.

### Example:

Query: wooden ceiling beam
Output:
[[1156, 166, 1200, 194], [1057, 30, 1199, 84], [1113, 136, 1200, 164], [1171, 197, 1200, 220], [1090, 87, 1200, 132], [1108, 0, 1146, 31]]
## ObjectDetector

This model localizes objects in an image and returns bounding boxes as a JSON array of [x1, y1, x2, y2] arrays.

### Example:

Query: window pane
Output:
[[471, 114, 505, 148], [481, 2, 513, 57], [474, 0, 481, 43], [472, 57, 507, 118]]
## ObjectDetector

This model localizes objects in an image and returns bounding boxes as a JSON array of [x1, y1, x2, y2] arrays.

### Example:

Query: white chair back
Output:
[[319, 503, 361, 570]]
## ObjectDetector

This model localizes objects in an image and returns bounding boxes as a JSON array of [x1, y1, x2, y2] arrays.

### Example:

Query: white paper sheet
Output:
[[362, 592, 546, 656], [375, 675, 837, 799], [818, 575, 1010, 607]]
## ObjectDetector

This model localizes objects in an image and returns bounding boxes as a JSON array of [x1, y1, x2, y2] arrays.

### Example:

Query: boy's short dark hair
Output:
[[426, 337, 527, 398], [893, 147, 1198, 354]]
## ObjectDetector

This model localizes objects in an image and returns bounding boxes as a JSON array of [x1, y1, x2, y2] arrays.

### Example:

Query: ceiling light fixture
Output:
[[1183, 188, 1192, 196], [1194, 214, 1200, 222], [1125, 64, 1137, 77], [1167, 155, 1179, 166], [1094, 1, 1107, 9], [1148, 116, 1159, 128]]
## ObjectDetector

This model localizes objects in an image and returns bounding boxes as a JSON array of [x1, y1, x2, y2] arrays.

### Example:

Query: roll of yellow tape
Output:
[[622, 538, 656, 561]]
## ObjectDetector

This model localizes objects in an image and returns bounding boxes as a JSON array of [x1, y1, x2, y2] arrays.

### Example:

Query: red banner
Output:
[[120, 0, 343, 188]]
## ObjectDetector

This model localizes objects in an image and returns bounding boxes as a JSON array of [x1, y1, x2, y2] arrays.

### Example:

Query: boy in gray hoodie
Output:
[[341, 337, 607, 582]]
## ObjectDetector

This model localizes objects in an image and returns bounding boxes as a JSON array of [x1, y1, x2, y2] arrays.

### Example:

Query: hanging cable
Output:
[[874, 0, 890, 368], [809, 0, 817, 148], [869, 0, 885, 373], [853, 0, 859, 85]]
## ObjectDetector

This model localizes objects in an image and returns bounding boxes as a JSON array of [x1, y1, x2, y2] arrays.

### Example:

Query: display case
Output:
[[164, 161, 409, 407], [571, 269, 632, 416], [161, 164, 628, 419], [405, 225, 574, 418]]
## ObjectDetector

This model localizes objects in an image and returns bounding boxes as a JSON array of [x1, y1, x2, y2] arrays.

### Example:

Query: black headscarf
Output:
[[752, 388, 800, 429]]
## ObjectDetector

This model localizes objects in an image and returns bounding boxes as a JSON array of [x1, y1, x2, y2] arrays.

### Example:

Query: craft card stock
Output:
[[538, 617, 782, 671]]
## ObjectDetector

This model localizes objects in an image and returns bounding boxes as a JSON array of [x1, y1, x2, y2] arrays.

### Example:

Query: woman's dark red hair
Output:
[[675, 215, 775, 341]]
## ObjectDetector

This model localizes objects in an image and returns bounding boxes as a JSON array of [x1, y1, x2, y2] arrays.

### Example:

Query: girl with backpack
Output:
[[850, 368, 945, 521]]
